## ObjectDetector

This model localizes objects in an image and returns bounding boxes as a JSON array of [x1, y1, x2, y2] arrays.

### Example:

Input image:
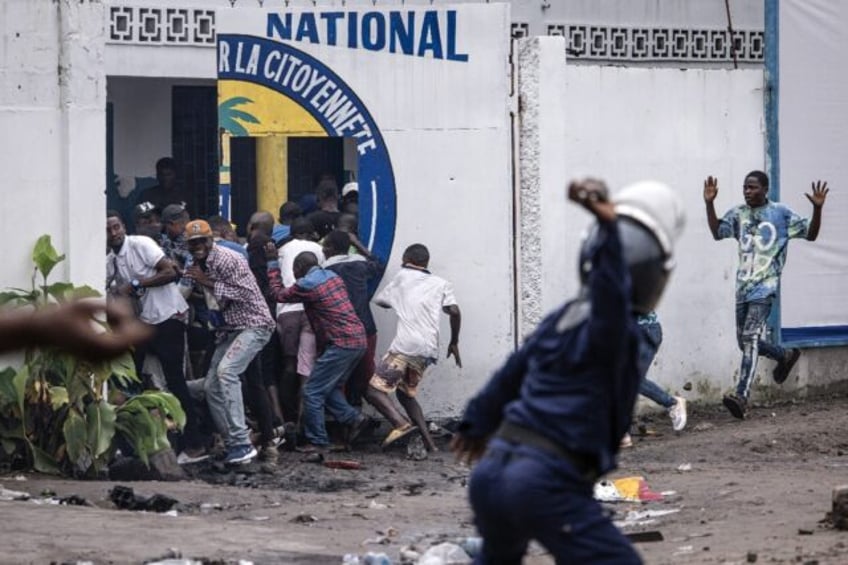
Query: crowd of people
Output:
[[0, 160, 826, 562], [104, 161, 462, 466]]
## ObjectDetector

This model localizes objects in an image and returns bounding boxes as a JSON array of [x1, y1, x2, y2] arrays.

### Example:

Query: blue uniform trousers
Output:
[[468, 438, 641, 565]]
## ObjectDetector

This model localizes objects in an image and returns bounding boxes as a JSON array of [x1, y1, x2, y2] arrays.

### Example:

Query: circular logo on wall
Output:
[[218, 34, 397, 267]]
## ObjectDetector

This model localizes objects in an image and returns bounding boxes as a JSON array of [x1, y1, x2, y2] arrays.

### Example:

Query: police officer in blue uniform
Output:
[[451, 178, 685, 564]]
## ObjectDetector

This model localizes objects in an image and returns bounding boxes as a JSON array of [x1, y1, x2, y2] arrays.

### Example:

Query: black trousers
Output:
[[243, 343, 276, 445], [133, 317, 204, 451]]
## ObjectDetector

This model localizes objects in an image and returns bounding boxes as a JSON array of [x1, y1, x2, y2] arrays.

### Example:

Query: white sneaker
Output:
[[669, 396, 687, 431], [177, 449, 210, 465], [619, 433, 633, 448]]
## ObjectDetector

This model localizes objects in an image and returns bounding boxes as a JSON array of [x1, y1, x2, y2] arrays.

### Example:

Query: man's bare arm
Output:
[[444, 304, 462, 368], [805, 180, 829, 241], [703, 176, 720, 239], [0, 300, 152, 360]]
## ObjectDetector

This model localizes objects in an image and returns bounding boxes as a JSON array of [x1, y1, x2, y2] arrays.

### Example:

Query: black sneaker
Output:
[[773, 348, 801, 384], [722, 394, 747, 420]]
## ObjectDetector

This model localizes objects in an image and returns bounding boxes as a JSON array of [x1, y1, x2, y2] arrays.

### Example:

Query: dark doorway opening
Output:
[[286, 137, 345, 205], [172, 85, 218, 217], [228, 136, 350, 237]]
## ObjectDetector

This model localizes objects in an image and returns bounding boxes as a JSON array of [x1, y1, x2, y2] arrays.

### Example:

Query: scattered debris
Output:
[[108, 450, 186, 482], [594, 477, 665, 502], [747, 550, 758, 563], [673, 545, 695, 556], [109, 485, 179, 513], [362, 526, 399, 546], [671, 532, 713, 542], [458, 537, 482, 557], [798, 528, 814, 535], [636, 424, 660, 437], [368, 499, 387, 510], [682, 382, 693, 391], [343, 551, 392, 564], [615, 508, 681, 529], [626, 531, 664, 543], [693, 422, 715, 432], [58, 494, 90, 506], [399, 545, 422, 563], [145, 547, 187, 563], [406, 435, 428, 461], [325, 460, 363, 470], [290, 513, 318, 523], [594, 481, 620, 502], [403, 481, 426, 496], [418, 542, 471, 564], [677, 463, 693, 472], [0, 485, 30, 501], [361, 535, 392, 546], [427, 422, 452, 438]]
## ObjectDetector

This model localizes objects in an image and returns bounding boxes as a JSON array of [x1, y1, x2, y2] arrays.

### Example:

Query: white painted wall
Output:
[[101, 8, 840, 413], [107, 76, 214, 179], [516, 37, 569, 335], [1, 1, 838, 416], [558, 65, 767, 402], [0, 0, 106, 293], [103, 0, 764, 80]]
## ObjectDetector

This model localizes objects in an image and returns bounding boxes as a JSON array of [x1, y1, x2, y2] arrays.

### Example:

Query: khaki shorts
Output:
[[369, 351, 435, 397]]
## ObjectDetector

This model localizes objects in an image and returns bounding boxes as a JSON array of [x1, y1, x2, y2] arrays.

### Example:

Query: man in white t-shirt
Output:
[[365, 243, 462, 452], [106, 210, 207, 464], [276, 218, 325, 424]]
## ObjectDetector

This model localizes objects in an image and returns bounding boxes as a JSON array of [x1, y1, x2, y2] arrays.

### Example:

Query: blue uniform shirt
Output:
[[459, 219, 643, 476]]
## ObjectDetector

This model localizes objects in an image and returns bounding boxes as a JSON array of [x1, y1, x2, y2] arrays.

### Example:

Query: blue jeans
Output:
[[637, 320, 676, 408], [302, 344, 365, 446], [735, 299, 784, 399], [469, 439, 641, 564], [204, 327, 272, 448]]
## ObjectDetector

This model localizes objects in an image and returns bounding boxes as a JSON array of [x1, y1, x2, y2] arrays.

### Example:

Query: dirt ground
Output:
[[3, 394, 848, 564]]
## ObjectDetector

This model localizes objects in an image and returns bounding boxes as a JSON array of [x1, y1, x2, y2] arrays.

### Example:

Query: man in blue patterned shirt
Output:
[[704, 171, 829, 418]]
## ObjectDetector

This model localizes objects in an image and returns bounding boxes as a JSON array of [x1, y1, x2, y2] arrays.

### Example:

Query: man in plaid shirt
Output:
[[183, 219, 274, 465], [266, 246, 368, 452]]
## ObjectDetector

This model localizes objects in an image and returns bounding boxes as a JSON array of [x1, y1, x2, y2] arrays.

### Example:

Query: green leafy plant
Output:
[[115, 391, 186, 466], [0, 235, 183, 477]]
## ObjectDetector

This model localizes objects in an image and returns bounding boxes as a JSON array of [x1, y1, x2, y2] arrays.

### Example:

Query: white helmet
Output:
[[580, 180, 685, 314]]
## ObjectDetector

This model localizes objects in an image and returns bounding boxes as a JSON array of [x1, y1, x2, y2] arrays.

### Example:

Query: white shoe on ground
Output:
[[176, 449, 209, 465], [669, 396, 687, 431]]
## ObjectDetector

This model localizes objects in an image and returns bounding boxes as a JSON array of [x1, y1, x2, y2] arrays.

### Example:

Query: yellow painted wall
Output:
[[218, 80, 326, 214], [256, 136, 287, 214]]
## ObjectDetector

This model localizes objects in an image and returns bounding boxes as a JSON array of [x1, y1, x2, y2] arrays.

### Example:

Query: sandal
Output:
[[381, 424, 418, 448]]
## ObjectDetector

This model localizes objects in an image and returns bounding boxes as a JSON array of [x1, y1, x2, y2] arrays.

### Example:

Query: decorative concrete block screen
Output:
[[109, 5, 216, 45]]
